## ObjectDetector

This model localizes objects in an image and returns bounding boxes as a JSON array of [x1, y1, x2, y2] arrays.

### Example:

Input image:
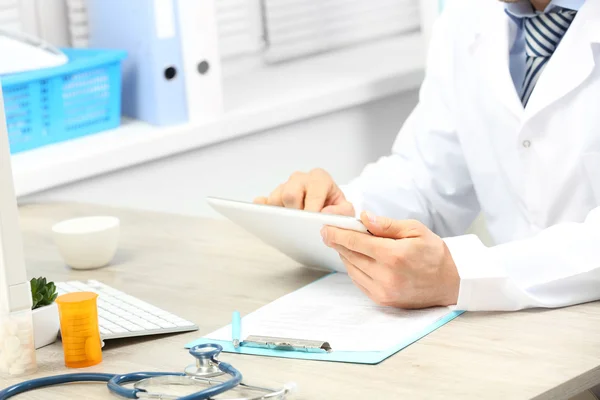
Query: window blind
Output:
[[262, 0, 420, 62], [0, 0, 22, 32], [0, 0, 41, 39], [216, 0, 264, 59], [65, 0, 89, 48]]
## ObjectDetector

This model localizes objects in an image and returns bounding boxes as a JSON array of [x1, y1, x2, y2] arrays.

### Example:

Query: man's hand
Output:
[[254, 168, 355, 216], [321, 212, 460, 309]]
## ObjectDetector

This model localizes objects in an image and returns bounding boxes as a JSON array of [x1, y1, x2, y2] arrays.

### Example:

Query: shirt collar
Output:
[[505, 0, 585, 21]]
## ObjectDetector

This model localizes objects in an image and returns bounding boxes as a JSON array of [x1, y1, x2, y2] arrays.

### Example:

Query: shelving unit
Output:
[[12, 33, 426, 197]]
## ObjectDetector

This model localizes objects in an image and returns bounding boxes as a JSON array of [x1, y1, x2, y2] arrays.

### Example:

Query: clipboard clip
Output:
[[243, 335, 332, 353]]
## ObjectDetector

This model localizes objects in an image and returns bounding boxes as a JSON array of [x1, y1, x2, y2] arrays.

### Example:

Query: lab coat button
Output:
[[522, 140, 531, 148]]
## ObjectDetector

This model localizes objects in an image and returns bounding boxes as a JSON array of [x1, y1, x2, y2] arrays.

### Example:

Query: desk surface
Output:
[[5, 202, 600, 399]]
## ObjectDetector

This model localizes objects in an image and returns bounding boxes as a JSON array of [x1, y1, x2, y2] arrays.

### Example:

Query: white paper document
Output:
[[204, 273, 453, 352]]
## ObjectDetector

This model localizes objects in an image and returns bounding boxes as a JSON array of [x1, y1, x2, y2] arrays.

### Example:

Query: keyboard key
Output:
[[127, 317, 147, 326], [102, 296, 118, 305], [154, 320, 177, 329], [140, 304, 164, 315], [136, 304, 158, 313], [109, 326, 128, 334], [111, 308, 129, 318], [161, 314, 186, 323], [122, 323, 143, 332], [123, 305, 141, 313], [100, 328, 111, 335], [137, 311, 154, 320], [98, 318, 120, 329], [114, 317, 131, 327], [113, 300, 126, 308], [136, 321, 157, 330], [117, 294, 139, 303], [102, 313, 122, 324], [104, 325, 121, 333], [137, 321, 160, 330]]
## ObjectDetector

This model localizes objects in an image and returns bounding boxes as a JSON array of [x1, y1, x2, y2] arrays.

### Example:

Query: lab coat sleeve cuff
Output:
[[339, 183, 364, 218], [443, 234, 505, 311]]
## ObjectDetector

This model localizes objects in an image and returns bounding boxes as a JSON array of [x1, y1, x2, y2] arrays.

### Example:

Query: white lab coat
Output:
[[342, 0, 600, 311]]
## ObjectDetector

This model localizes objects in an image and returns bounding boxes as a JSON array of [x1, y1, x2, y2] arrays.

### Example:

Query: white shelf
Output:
[[12, 33, 426, 197]]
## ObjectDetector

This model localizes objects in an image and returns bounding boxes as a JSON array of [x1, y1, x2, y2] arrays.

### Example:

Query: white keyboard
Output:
[[55, 280, 198, 340]]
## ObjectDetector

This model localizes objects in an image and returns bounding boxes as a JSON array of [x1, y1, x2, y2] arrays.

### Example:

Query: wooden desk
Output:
[[5, 202, 600, 399]]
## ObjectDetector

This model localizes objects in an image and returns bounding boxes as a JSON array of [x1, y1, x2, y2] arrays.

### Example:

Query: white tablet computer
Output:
[[206, 196, 369, 273]]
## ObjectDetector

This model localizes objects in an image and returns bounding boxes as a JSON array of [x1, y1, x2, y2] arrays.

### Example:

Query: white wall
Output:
[[21, 89, 492, 244], [22, 92, 420, 219]]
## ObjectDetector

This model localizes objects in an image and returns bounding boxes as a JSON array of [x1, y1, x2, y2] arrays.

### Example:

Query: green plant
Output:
[[30, 277, 58, 310]]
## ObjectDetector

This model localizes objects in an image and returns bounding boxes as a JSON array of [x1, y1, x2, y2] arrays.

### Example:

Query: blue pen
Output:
[[232, 311, 241, 348]]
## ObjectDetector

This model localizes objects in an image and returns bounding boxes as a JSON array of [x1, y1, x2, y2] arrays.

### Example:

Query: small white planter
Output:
[[32, 303, 60, 349]]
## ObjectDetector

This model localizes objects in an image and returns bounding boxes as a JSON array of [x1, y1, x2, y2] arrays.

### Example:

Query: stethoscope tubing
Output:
[[108, 372, 187, 399], [0, 344, 245, 400], [0, 368, 241, 400], [107, 366, 241, 400], [0, 373, 116, 400], [0, 361, 243, 400]]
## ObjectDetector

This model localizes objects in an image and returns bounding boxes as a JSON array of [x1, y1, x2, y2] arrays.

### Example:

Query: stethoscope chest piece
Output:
[[184, 343, 226, 378]]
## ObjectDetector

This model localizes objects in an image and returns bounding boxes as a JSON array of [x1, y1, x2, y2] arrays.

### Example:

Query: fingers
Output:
[[267, 185, 285, 207], [339, 254, 374, 294], [322, 226, 391, 260], [332, 244, 375, 279], [304, 170, 332, 212], [322, 201, 355, 217], [255, 168, 342, 212], [253, 196, 268, 205], [351, 278, 371, 297], [281, 179, 306, 209]]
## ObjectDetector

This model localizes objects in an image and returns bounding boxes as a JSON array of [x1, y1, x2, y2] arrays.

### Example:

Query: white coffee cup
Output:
[[52, 216, 120, 270]]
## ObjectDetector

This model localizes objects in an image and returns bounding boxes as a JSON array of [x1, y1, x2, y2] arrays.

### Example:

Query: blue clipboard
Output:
[[185, 271, 465, 364], [185, 309, 463, 365]]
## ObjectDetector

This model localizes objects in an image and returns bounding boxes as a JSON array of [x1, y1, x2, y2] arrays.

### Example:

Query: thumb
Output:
[[360, 211, 424, 239]]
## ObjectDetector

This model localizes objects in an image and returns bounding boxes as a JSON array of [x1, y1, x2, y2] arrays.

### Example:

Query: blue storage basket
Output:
[[0, 48, 127, 154]]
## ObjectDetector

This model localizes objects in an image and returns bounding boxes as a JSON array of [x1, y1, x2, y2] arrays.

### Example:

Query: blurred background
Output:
[[0, 0, 479, 233]]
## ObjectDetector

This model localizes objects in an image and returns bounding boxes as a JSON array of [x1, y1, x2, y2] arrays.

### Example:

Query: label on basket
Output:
[[153, 0, 176, 39]]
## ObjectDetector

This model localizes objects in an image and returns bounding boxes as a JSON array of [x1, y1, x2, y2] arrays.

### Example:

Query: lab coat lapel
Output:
[[469, 8, 524, 121], [524, 1, 600, 119], [467, 6, 526, 207]]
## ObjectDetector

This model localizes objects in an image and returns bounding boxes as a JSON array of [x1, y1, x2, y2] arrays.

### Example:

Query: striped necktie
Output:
[[521, 8, 577, 106]]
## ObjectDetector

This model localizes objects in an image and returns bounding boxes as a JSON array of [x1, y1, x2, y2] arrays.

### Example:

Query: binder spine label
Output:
[[153, 0, 176, 39]]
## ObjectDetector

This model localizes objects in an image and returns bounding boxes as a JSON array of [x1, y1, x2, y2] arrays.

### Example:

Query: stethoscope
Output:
[[0, 343, 295, 400]]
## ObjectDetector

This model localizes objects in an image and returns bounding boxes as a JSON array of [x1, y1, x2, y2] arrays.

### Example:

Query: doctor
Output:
[[255, 0, 600, 312]]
